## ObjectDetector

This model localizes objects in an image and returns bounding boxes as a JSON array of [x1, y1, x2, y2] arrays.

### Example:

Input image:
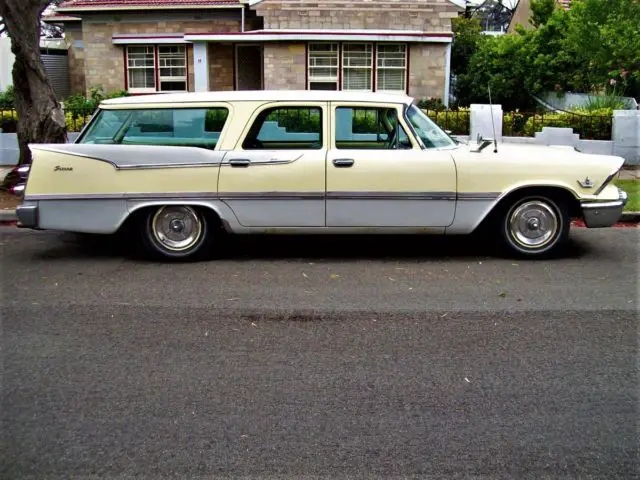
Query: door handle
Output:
[[332, 158, 355, 168], [229, 158, 251, 168]]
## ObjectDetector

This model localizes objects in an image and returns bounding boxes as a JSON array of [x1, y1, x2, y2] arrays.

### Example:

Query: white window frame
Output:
[[126, 46, 156, 94], [341, 43, 373, 92], [157, 45, 187, 93], [126, 44, 187, 94], [376, 44, 407, 93], [307, 42, 339, 90]]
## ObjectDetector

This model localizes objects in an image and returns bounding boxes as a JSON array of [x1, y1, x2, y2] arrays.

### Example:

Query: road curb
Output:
[[620, 212, 640, 223]]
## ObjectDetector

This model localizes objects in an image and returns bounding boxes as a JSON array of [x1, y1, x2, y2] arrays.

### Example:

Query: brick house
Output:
[[47, 0, 464, 104]]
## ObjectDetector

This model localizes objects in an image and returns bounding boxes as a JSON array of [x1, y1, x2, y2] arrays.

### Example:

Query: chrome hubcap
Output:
[[509, 200, 558, 249], [151, 206, 202, 251]]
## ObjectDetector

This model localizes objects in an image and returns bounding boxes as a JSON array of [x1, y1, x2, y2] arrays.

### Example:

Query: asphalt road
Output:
[[1, 227, 638, 479]]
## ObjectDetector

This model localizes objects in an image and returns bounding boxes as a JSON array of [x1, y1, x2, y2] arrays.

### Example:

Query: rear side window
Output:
[[80, 107, 229, 149], [242, 107, 322, 150]]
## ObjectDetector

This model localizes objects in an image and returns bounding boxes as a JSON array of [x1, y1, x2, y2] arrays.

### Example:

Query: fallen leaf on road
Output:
[[388, 277, 396, 282], [227, 298, 239, 301], [251, 322, 258, 327], [464, 377, 470, 383], [205, 331, 209, 337], [441, 313, 448, 318], [329, 274, 340, 279], [302, 272, 309, 279], [512, 263, 519, 267], [498, 291, 507, 297]]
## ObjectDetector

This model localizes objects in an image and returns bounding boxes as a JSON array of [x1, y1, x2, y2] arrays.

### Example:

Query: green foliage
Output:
[[64, 85, 129, 120], [529, 0, 556, 27], [614, 179, 639, 213], [417, 97, 447, 111], [451, 16, 484, 77], [0, 85, 15, 109], [0, 108, 18, 133], [455, 0, 640, 109], [205, 109, 229, 132], [503, 110, 613, 140], [579, 95, 628, 112], [424, 108, 471, 135]]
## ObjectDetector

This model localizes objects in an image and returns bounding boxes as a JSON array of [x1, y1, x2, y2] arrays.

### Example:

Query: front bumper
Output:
[[581, 188, 628, 228], [16, 204, 39, 229]]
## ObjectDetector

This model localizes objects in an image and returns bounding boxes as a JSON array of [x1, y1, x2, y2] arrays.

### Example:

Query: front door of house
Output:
[[236, 45, 263, 90]]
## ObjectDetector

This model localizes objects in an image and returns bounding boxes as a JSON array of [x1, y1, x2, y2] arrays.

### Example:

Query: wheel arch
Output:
[[476, 184, 582, 232], [116, 200, 231, 234]]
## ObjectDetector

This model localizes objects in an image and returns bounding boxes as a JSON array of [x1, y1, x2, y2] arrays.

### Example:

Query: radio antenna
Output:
[[488, 83, 498, 153]]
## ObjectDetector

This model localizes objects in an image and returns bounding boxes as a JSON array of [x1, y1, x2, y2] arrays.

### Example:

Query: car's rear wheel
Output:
[[142, 205, 213, 260], [501, 195, 569, 258]]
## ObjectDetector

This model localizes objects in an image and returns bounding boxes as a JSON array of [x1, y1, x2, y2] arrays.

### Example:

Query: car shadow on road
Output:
[[35, 230, 592, 262]]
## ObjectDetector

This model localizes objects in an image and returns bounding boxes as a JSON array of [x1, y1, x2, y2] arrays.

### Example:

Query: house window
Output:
[[126, 45, 187, 93], [342, 43, 373, 91], [308, 43, 339, 90], [376, 44, 407, 92], [306, 42, 407, 93]]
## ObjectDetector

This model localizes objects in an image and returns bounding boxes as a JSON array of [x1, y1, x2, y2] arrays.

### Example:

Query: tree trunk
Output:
[[0, 0, 67, 166]]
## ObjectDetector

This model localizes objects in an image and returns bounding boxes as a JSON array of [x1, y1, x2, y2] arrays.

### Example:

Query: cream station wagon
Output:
[[16, 90, 627, 260]]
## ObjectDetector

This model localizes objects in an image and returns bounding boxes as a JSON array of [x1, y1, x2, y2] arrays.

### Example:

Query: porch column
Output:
[[443, 43, 452, 108], [193, 42, 209, 92]]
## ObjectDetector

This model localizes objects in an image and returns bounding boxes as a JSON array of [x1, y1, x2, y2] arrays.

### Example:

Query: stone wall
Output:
[[408, 44, 448, 101], [263, 43, 306, 90], [208, 44, 235, 91], [253, 0, 461, 32], [78, 15, 241, 94], [65, 24, 86, 95]]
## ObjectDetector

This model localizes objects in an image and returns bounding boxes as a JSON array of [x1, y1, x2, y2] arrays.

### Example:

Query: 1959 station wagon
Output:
[[16, 90, 627, 260]]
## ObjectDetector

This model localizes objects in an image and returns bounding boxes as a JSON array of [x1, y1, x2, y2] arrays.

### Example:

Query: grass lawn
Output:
[[615, 179, 639, 212]]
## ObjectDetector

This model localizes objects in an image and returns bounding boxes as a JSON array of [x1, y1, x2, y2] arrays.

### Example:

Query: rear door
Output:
[[218, 102, 327, 227]]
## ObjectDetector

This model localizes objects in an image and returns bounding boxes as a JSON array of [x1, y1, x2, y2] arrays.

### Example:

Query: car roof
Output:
[[101, 90, 415, 106]]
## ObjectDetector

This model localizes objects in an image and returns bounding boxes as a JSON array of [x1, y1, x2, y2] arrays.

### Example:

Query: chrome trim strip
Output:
[[593, 169, 621, 196], [221, 154, 304, 167], [30, 145, 225, 170], [457, 192, 501, 200], [26, 191, 503, 202], [221, 192, 324, 200], [581, 188, 627, 209], [326, 191, 457, 201]]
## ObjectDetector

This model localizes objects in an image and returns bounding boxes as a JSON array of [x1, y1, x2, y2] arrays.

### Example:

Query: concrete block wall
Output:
[[208, 44, 235, 91], [253, 0, 460, 32], [408, 44, 448, 102], [263, 43, 306, 90]]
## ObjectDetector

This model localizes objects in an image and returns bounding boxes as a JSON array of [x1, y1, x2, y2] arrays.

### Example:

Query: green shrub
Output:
[[0, 109, 18, 133], [0, 85, 15, 109], [424, 108, 471, 135]]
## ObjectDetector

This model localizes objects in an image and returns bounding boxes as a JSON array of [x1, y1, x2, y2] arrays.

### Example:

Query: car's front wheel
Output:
[[142, 205, 213, 260], [501, 195, 569, 258]]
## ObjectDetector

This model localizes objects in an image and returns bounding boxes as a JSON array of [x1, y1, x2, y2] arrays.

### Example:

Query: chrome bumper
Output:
[[16, 204, 39, 229], [581, 188, 628, 228]]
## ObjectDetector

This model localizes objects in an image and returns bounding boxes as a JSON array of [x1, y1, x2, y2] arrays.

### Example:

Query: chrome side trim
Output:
[[221, 154, 304, 167], [457, 192, 500, 201], [25, 191, 503, 202], [326, 191, 457, 201], [594, 169, 621, 196], [30, 144, 226, 170]]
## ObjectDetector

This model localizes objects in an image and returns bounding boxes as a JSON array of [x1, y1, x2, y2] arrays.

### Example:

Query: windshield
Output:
[[405, 104, 456, 149]]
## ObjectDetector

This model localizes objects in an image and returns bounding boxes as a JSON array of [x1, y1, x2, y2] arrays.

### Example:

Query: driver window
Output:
[[335, 107, 411, 150]]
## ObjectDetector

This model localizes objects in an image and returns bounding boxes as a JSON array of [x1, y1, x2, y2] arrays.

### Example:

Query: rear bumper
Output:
[[16, 204, 39, 229], [581, 188, 628, 228]]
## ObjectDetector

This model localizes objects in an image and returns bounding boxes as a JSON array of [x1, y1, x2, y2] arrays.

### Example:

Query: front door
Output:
[[326, 103, 457, 227], [235, 45, 263, 90], [218, 102, 327, 227]]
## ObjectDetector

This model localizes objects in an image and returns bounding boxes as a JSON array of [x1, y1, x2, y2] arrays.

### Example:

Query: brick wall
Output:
[[253, 0, 460, 32], [408, 44, 448, 101], [81, 17, 240, 94], [208, 44, 234, 91], [263, 43, 306, 90]]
